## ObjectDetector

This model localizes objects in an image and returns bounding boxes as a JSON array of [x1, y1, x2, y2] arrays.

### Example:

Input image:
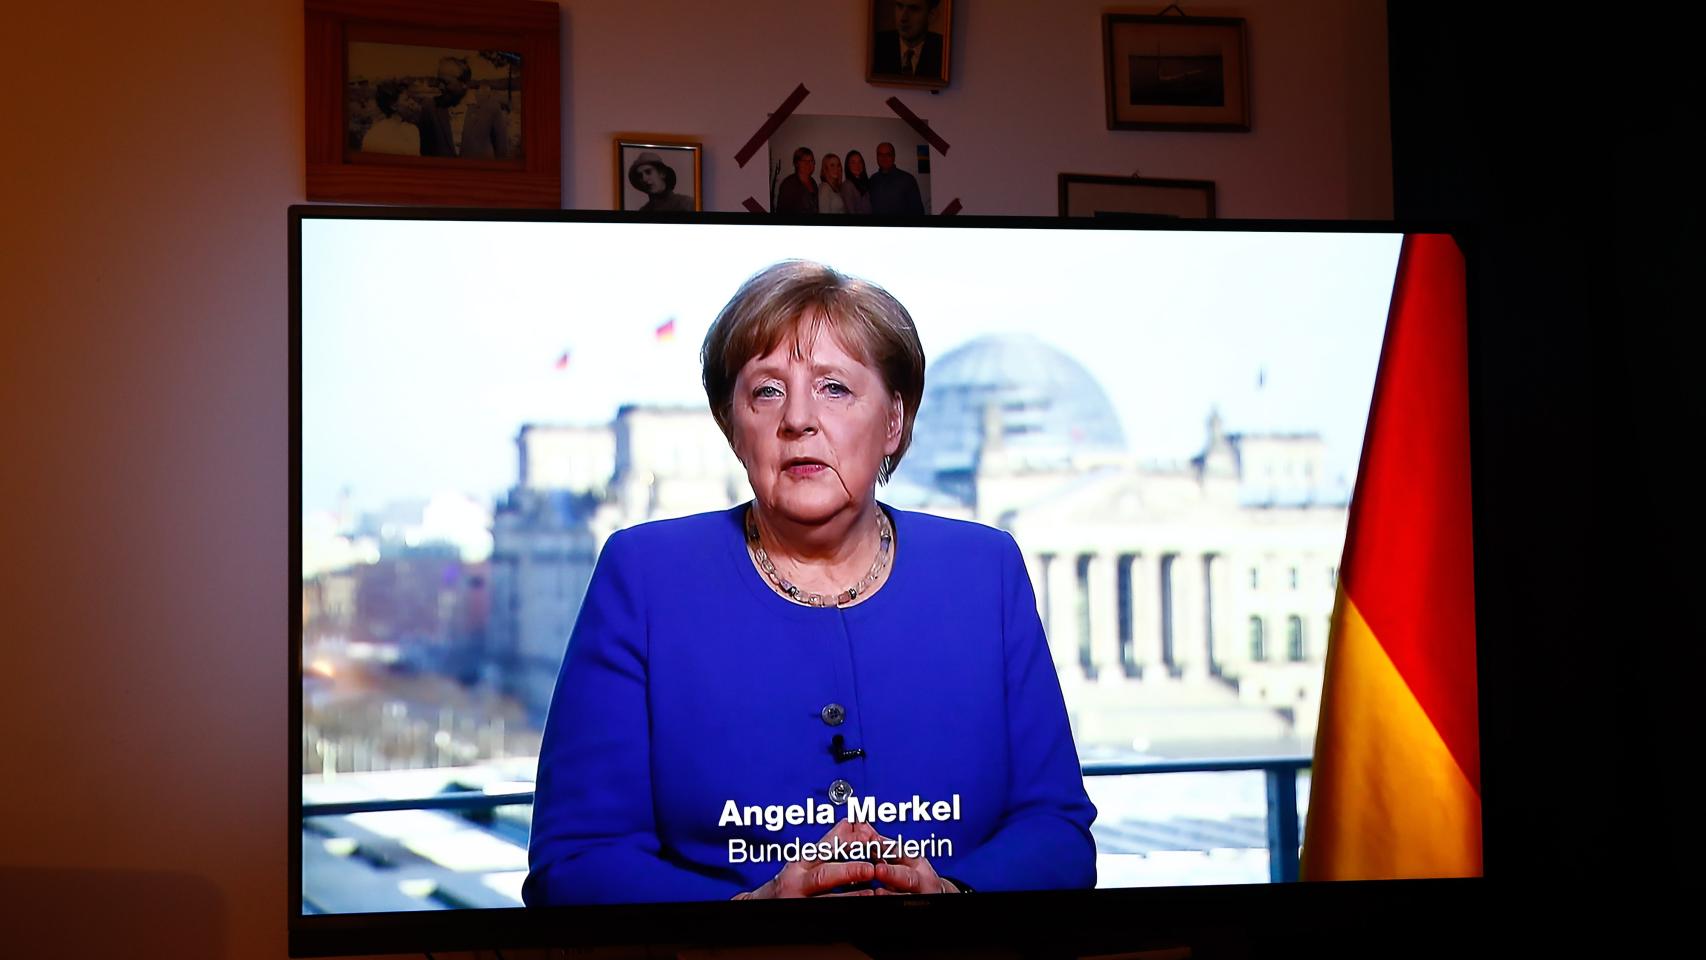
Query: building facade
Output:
[[488, 336, 1347, 755]]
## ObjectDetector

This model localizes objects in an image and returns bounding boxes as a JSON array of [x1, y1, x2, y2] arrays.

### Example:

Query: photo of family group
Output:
[[768, 114, 933, 216], [345, 40, 524, 160]]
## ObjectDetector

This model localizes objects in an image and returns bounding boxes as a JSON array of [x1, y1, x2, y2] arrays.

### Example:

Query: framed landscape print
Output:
[[1058, 173, 1216, 220], [1103, 13, 1250, 132]]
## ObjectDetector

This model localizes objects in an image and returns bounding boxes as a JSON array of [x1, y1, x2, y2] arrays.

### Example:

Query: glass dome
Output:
[[897, 334, 1127, 490]]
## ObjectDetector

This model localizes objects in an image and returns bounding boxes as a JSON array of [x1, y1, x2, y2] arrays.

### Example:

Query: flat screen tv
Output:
[[291, 207, 1484, 957]]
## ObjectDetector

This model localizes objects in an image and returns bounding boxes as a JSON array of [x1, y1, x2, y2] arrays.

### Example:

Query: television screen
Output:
[[292, 209, 1479, 952]]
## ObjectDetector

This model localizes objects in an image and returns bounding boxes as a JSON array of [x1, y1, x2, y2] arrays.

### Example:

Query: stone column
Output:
[[1177, 553, 1211, 682], [1045, 554, 1081, 683], [1205, 553, 1234, 677], [1130, 552, 1162, 681], [1087, 552, 1121, 683], [1158, 552, 1178, 677]]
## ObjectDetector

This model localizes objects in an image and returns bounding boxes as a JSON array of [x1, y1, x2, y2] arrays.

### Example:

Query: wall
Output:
[[0, 2, 1388, 956], [561, 0, 1389, 217]]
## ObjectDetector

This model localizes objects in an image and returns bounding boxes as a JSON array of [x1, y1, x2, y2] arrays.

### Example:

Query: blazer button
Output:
[[828, 779, 854, 804], [821, 703, 846, 726]]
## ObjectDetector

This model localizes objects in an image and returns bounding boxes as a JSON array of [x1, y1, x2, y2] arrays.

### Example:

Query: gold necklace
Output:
[[745, 507, 893, 607]]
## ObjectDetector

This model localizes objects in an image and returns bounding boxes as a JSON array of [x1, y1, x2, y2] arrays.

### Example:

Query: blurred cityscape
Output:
[[301, 333, 1350, 911]]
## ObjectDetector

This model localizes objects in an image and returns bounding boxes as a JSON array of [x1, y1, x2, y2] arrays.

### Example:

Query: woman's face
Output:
[[795, 153, 815, 180], [394, 93, 422, 124], [638, 164, 667, 195], [846, 153, 865, 178], [823, 155, 843, 184], [730, 321, 902, 528]]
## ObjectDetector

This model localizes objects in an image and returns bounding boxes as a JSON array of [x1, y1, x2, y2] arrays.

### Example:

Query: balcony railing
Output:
[[303, 755, 1311, 884], [1079, 756, 1309, 882]]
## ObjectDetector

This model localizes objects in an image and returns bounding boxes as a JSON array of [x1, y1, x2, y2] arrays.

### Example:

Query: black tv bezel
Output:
[[289, 206, 1489, 957]]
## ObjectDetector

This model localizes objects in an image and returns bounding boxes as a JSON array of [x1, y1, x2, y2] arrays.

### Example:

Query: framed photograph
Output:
[[305, 0, 560, 207], [769, 115, 934, 216], [1058, 173, 1216, 220], [1103, 13, 1249, 132], [867, 0, 953, 89], [615, 138, 703, 213]]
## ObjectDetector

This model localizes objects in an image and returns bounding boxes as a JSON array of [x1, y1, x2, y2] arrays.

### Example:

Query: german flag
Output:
[[1300, 234, 1482, 880]]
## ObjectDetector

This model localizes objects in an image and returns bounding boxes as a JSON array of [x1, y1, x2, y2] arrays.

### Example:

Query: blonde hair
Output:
[[700, 260, 926, 483]]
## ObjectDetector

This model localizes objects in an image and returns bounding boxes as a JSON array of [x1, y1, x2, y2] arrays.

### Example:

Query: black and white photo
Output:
[[615, 139, 701, 213], [346, 41, 523, 159], [307, 0, 560, 208], [867, 0, 953, 88]]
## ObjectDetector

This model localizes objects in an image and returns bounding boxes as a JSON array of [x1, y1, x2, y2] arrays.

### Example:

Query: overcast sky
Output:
[[301, 219, 1402, 518]]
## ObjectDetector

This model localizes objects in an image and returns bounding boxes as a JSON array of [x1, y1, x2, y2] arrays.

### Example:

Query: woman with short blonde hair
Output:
[[525, 260, 1096, 905]]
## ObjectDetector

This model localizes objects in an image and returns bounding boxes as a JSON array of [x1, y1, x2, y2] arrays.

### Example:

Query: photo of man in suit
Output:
[[870, 0, 950, 86], [418, 56, 510, 160]]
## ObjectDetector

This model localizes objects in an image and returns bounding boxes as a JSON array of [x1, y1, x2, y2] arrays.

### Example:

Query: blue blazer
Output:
[[523, 504, 1096, 905]]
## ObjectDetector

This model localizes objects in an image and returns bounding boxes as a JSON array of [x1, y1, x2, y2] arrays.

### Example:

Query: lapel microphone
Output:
[[830, 734, 866, 763]]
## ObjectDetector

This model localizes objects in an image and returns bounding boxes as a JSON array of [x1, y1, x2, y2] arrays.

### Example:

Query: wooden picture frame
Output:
[[1103, 13, 1250, 132], [1058, 173, 1217, 219], [866, 0, 953, 89], [305, 0, 560, 207], [614, 138, 703, 213]]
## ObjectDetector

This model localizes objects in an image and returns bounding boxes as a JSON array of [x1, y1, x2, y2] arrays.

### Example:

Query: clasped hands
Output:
[[734, 819, 960, 899]]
